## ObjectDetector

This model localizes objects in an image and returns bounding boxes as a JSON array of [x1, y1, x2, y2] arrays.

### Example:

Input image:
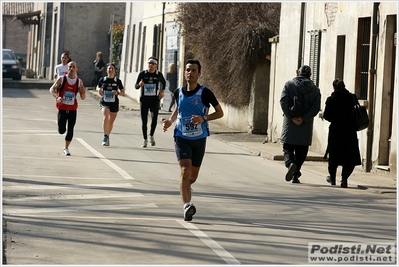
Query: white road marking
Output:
[[3, 174, 125, 180], [2, 144, 71, 148], [28, 119, 57, 122], [3, 133, 60, 136], [3, 193, 143, 202], [2, 183, 134, 191], [2, 129, 55, 132], [2, 129, 58, 136], [2, 118, 56, 122], [177, 220, 241, 265], [77, 138, 135, 180], [3, 203, 157, 214]]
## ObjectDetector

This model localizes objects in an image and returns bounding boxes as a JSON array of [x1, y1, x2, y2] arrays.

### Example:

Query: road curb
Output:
[[357, 185, 397, 194]]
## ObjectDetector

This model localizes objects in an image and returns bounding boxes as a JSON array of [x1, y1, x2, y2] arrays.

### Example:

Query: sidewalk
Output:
[[85, 88, 397, 194]]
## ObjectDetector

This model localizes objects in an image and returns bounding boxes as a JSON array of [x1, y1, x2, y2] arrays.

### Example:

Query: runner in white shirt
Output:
[[54, 52, 71, 80]]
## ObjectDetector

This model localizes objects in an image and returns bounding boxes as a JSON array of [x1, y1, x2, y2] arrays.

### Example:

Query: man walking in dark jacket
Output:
[[280, 65, 321, 183]]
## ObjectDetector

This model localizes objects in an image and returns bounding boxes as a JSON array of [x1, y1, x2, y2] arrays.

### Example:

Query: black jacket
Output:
[[323, 89, 361, 166], [280, 75, 321, 146]]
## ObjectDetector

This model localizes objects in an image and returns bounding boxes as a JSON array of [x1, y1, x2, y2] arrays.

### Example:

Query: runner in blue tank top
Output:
[[162, 59, 224, 221]]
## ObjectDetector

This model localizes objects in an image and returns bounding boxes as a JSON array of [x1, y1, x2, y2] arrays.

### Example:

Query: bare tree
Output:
[[178, 3, 281, 107]]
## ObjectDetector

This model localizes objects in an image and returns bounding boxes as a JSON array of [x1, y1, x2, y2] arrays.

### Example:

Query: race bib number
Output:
[[63, 91, 76, 105], [144, 83, 156, 96], [104, 90, 115, 102], [181, 117, 203, 137]]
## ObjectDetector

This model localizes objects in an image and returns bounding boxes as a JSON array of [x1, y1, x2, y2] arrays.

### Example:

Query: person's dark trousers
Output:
[[58, 110, 77, 141], [328, 162, 355, 182], [283, 143, 309, 176], [92, 71, 102, 86], [95, 71, 102, 81], [140, 99, 160, 140]]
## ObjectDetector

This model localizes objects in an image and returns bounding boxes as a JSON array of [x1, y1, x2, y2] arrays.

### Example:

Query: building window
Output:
[[153, 24, 162, 60], [123, 24, 130, 72], [136, 22, 142, 72], [129, 24, 136, 73], [309, 30, 322, 87], [355, 17, 371, 100], [335, 35, 346, 80], [140, 25, 146, 71]]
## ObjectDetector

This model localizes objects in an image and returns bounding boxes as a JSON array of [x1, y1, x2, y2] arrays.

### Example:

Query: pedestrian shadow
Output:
[[106, 146, 175, 153], [105, 145, 255, 157]]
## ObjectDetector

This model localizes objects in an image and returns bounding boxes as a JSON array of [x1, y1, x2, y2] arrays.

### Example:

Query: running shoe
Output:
[[142, 139, 148, 148], [149, 136, 156, 146], [183, 204, 196, 221], [63, 148, 70, 156], [102, 136, 109, 146]]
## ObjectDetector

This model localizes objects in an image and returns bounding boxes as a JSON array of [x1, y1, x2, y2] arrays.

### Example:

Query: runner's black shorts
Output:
[[174, 136, 206, 167], [100, 101, 119, 113]]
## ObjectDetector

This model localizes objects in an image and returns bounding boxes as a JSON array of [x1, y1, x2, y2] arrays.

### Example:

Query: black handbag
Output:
[[351, 94, 370, 131]]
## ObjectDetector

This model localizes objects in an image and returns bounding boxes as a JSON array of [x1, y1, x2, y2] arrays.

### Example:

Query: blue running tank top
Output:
[[174, 85, 210, 140]]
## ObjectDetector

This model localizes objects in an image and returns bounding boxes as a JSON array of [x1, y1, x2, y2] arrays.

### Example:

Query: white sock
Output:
[[184, 202, 190, 209]]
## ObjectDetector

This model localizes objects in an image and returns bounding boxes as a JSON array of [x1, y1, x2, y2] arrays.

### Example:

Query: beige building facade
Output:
[[114, 2, 397, 177], [268, 2, 397, 176], [119, 2, 182, 102], [25, 2, 125, 84]]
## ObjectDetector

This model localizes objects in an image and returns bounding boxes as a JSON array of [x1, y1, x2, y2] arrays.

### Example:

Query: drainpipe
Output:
[[297, 2, 306, 69], [109, 14, 114, 64], [159, 2, 165, 73], [365, 2, 380, 172], [267, 35, 279, 143], [59, 3, 66, 55]]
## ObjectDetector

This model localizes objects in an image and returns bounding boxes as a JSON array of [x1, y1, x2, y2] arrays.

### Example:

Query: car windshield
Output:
[[3, 51, 16, 60]]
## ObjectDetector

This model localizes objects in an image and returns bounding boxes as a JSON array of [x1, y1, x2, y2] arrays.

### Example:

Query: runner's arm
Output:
[[78, 80, 86, 100], [49, 78, 62, 98]]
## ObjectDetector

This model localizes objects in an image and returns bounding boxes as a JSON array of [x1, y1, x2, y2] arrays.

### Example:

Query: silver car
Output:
[[2, 49, 22, 80]]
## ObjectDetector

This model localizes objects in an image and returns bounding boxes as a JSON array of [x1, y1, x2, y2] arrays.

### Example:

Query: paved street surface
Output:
[[2, 85, 397, 266]]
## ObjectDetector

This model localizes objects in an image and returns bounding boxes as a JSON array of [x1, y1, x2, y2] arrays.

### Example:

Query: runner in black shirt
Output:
[[98, 63, 125, 146], [135, 57, 166, 148]]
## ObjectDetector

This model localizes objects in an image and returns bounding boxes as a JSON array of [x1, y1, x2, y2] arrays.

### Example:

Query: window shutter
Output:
[[309, 30, 322, 87]]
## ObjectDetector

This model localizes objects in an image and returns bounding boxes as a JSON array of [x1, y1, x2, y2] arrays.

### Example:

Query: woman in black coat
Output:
[[323, 79, 361, 188]]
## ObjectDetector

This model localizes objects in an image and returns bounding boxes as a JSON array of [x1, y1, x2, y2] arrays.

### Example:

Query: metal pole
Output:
[[365, 2, 380, 172], [109, 14, 114, 63], [297, 2, 306, 69]]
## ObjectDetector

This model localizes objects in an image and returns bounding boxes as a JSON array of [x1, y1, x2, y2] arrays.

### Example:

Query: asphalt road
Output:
[[2, 88, 397, 266]]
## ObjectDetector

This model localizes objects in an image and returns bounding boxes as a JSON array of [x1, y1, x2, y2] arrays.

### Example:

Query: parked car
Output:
[[2, 49, 22, 80]]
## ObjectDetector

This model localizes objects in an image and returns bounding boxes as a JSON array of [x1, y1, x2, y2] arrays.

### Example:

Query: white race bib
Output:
[[181, 117, 203, 137], [104, 90, 115, 102], [144, 83, 156, 96], [63, 91, 76, 105]]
